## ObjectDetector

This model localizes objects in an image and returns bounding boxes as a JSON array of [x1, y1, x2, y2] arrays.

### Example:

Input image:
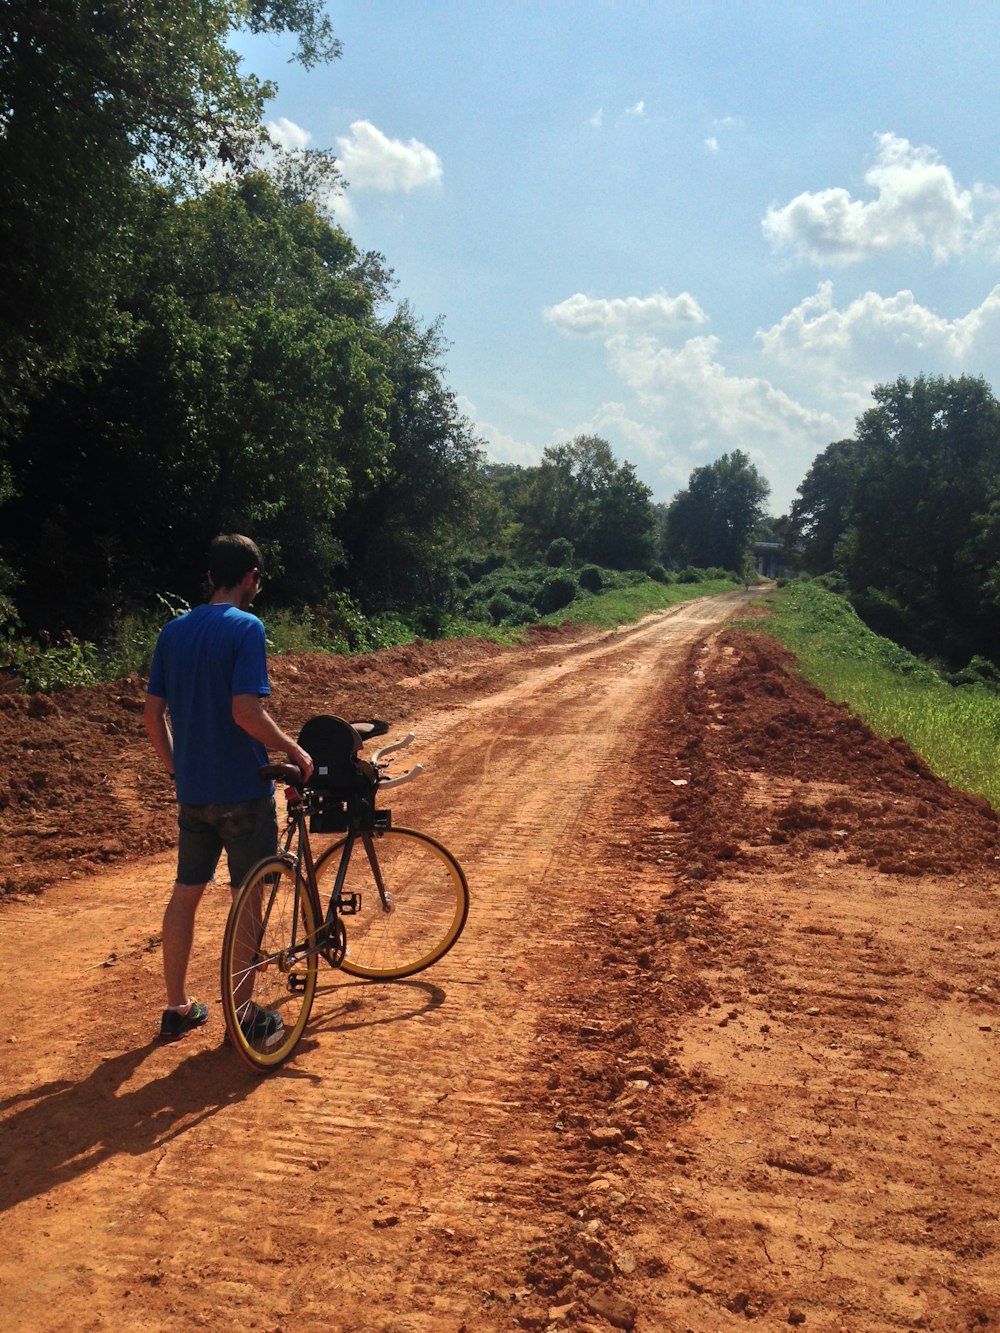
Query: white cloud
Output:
[[538, 285, 843, 507], [267, 117, 312, 153], [544, 290, 707, 337], [335, 120, 443, 192], [601, 332, 840, 505], [704, 115, 741, 155], [455, 396, 540, 468], [607, 333, 835, 438], [626, 100, 646, 117], [763, 132, 1000, 265], [756, 281, 1000, 415], [588, 108, 604, 129]]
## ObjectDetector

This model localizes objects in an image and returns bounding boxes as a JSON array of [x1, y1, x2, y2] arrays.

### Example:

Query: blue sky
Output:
[[235, 2, 1000, 515]]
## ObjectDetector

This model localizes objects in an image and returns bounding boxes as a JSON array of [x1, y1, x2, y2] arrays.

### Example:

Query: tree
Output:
[[788, 439, 859, 572], [838, 373, 1000, 662], [333, 306, 487, 615], [4, 175, 394, 632], [0, 1, 340, 447], [665, 450, 770, 571], [517, 436, 656, 568]]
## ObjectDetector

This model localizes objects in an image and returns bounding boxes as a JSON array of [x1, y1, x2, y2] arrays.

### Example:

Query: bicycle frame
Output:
[[273, 788, 393, 972]]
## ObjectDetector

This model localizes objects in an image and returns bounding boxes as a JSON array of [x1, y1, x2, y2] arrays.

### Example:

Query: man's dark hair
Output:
[[208, 534, 264, 590]]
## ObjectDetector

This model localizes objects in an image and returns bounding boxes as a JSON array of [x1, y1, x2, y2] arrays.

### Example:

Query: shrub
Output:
[[535, 571, 578, 614], [3, 632, 98, 693], [647, 563, 667, 584], [508, 602, 540, 626], [949, 655, 1000, 690], [486, 592, 517, 625], [545, 537, 574, 568], [813, 571, 847, 594], [677, 566, 701, 584], [578, 564, 604, 592]]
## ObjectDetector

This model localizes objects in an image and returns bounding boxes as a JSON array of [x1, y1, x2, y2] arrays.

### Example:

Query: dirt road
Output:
[[1, 590, 999, 1332]]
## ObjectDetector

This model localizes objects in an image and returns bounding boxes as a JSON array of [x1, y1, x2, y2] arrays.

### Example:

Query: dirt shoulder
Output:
[[1, 596, 998, 1331]]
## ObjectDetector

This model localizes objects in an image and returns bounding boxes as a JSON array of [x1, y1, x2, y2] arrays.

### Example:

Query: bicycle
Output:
[[220, 715, 469, 1072]]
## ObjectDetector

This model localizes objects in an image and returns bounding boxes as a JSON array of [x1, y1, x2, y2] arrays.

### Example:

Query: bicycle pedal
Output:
[[336, 892, 361, 915], [288, 973, 308, 993]]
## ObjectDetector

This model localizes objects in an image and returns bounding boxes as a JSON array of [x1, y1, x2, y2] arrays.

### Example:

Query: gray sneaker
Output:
[[239, 1003, 284, 1048], [159, 999, 209, 1041]]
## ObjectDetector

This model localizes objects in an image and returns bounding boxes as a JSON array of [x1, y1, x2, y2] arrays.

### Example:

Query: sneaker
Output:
[[239, 1002, 284, 1048], [159, 999, 209, 1041]]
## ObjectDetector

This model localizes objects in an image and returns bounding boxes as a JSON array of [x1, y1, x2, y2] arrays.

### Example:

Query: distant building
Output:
[[752, 541, 798, 579]]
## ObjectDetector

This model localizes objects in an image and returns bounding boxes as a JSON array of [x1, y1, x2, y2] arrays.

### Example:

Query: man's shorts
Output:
[[176, 797, 277, 889]]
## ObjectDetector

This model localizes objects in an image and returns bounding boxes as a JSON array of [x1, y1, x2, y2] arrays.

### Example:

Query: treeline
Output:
[[788, 373, 1000, 674]]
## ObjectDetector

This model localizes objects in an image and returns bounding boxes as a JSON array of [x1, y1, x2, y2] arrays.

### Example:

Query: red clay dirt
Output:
[[1, 590, 999, 1332]]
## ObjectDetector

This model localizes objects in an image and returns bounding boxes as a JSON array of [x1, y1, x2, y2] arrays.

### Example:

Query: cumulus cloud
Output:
[[267, 117, 312, 152], [755, 281, 1000, 414], [603, 332, 841, 502], [335, 120, 443, 192], [607, 334, 835, 439], [455, 396, 540, 468], [763, 132, 999, 265], [544, 290, 707, 337]]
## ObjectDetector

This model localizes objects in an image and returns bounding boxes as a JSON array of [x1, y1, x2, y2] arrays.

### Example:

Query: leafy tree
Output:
[[0, 1, 340, 447], [838, 373, 1000, 662], [665, 450, 770, 571], [4, 175, 393, 633], [334, 305, 487, 614], [518, 436, 656, 568], [788, 439, 859, 571]]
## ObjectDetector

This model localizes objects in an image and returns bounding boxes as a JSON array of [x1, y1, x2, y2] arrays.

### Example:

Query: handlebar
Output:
[[258, 726, 425, 792]]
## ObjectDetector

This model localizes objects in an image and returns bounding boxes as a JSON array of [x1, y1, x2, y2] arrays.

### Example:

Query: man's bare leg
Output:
[[162, 881, 207, 1008]]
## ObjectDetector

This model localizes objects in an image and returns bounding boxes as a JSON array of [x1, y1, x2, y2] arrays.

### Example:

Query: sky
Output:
[[234, 1, 1000, 515]]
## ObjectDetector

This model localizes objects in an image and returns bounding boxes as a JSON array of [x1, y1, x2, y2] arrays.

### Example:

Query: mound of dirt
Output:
[[645, 629, 999, 883]]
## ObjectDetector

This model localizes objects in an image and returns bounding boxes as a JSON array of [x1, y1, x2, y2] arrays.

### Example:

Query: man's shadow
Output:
[[0, 1041, 256, 1212], [0, 978, 446, 1213]]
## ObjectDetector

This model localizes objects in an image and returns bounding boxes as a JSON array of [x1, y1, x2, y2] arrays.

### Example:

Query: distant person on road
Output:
[[144, 533, 313, 1044]]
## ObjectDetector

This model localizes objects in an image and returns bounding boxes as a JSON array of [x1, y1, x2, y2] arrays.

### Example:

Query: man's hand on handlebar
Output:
[[286, 743, 313, 782]]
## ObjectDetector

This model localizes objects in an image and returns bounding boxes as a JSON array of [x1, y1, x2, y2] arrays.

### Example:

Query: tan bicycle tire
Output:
[[221, 857, 319, 1071], [314, 826, 469, 980]]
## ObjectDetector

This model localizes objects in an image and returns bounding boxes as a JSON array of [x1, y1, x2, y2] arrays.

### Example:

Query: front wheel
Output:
[[221, 857, 319, 1071], [314, 827, 469, 980]]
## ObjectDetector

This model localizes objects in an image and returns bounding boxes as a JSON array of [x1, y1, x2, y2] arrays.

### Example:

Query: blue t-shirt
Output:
[[147, 603, 274, 806]]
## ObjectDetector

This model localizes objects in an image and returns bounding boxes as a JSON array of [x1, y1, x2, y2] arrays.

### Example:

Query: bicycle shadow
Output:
[[0, 983, 449, 1213], [0, 1040, 256, 1214], [303, 976, 447, 1037]]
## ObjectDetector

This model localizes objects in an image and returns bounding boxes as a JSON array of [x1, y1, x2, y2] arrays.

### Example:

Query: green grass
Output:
[[541, 576, 740, 630], [754, 580, 1000, 811]]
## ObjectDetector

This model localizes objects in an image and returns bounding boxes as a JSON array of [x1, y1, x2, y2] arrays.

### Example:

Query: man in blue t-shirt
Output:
[[145, 534, 313, 1043]]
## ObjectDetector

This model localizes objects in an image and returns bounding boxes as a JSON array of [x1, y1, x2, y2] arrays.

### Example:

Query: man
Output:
[[144, 534, 313, 1042]]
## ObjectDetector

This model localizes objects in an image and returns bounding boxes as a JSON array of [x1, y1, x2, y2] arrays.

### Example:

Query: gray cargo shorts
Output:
[[176, 797, 277, 889]]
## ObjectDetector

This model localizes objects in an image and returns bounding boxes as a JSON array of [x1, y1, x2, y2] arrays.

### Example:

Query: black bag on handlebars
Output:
[[297, 715, 378, 833]]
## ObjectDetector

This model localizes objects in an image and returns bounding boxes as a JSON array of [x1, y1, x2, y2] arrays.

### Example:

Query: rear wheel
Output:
[[221, 858, 319, 1071], [314, 827, 469, 980]]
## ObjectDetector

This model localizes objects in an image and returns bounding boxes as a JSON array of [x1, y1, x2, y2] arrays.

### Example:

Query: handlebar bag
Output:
[[297, 714, 377, 831]]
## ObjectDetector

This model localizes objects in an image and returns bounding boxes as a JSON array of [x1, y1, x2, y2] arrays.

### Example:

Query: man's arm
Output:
[[144, 694, 175, 777], [232, 694, 314, 780]]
